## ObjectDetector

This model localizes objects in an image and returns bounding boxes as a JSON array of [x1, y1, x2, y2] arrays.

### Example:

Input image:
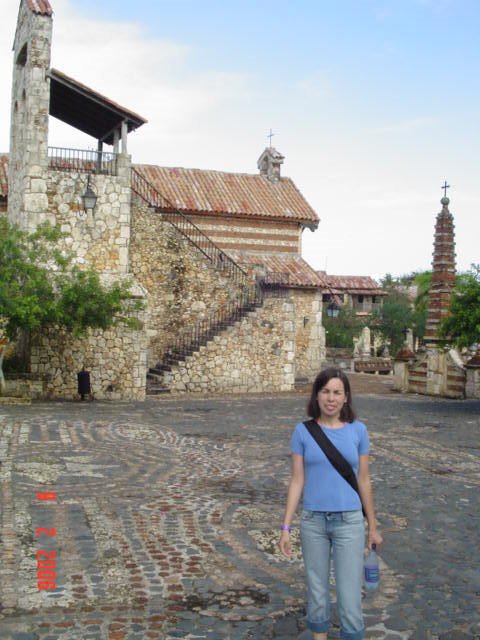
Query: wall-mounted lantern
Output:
[[81, 174, 97, 213]]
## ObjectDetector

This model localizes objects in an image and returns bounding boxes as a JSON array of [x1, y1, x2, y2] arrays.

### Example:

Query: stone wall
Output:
[[30, 298, 148, 400], [292, 289, 324, 381], [394, 348, 466, 399], [130, 197, 250, 367], [46, 155, 132, 273], [167, 296, 295, 393], [466, 368, 480, 399]]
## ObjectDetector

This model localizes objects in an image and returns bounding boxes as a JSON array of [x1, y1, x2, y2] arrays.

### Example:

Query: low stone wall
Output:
[[168, 296, 295, 393], [2, 374, 47, 400], [394, 349, 466, 399], [30, 305, 148, 401], [466, 368, 480, 399], [130, 197, 248, 367]]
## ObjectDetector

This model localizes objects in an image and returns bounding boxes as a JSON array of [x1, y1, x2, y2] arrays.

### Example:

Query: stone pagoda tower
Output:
[[424, 190, 456, 345], [393, 185, 468, 398]]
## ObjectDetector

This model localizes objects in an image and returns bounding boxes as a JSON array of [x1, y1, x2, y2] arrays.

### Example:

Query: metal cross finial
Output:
[[441, 180, 450, 197], [267, 128, 275, 148]]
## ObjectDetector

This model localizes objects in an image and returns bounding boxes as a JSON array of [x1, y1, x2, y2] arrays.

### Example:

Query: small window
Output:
[[372, 295, 377, 303], [358, 295, 364, 303], [16, 43, 27, 67]]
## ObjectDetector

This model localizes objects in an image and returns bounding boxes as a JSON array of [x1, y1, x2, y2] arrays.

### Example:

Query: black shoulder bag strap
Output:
[[303, 419, 366, 517]]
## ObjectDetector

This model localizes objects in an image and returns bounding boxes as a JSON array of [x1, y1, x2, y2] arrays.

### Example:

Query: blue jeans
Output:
[[300, 509, 365, 640]]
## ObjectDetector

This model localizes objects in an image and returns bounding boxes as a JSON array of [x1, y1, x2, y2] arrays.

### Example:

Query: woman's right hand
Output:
[[278, 530, 293, 558]]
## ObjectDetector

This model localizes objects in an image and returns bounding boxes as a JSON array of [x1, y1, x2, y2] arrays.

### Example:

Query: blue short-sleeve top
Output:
[[290, 419, 369, 512]]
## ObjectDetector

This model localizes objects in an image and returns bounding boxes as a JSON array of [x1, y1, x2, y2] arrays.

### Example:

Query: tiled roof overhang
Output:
[[0, 154, 8, 198], [323, 274, 387, 296], [228, 250, 326, 288], [48, 69, 147, 145], [135, 164, 319, 227], [26, 0, 53, 15]]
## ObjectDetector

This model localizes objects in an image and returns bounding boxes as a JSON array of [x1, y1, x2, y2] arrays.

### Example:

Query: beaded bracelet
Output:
[[280, 525, 291, 533]]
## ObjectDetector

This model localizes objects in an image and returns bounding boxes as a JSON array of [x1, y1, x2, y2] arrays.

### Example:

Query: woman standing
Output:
[[278, 368, 382, 640]]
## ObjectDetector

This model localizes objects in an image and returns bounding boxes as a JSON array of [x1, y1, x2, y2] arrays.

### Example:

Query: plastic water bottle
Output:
[[364, 543, 379, 591]]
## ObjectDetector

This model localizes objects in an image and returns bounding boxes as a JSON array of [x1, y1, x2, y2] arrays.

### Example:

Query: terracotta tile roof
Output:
[[26, 0, 53, 15], [134, 164, 319, 226], [320, 274, 386, 295], [228, 250, 326, 288], [0, 154, 8, 198]]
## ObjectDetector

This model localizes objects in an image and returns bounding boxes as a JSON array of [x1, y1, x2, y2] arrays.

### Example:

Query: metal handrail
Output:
[[48, 147, 117, 175], [130, 167, 292, 372], [156, 273, 290, 368], [131, 167, 247, 284]]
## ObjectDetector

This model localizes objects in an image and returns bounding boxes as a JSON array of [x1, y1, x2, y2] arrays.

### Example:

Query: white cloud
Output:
[[0, 0, 478, 279], [0, 0, 249, 155]]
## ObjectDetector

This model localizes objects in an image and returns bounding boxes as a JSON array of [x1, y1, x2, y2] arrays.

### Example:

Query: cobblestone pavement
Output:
[[0, 382, 479, 639]]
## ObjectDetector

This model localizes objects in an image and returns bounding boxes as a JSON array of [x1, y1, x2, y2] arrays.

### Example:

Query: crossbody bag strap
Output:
[[303, 419, 366, 517]]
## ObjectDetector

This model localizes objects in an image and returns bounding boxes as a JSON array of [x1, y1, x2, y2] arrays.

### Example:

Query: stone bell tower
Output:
[[8, 0, 53, 231], [257, 147, 284, 183]]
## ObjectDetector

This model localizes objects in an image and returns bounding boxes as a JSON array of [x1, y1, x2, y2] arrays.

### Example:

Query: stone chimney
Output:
[[257, 147, 284, 182], [424, 194, 456, 345]]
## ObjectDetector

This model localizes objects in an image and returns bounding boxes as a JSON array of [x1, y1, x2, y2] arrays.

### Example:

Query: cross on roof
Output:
[[442, 180, 450, 197], [267, 128, 275, 147]]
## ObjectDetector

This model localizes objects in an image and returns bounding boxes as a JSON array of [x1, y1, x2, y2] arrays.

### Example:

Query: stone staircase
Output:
[[146, 291, 264, 394], [131, 168, 291, 395]]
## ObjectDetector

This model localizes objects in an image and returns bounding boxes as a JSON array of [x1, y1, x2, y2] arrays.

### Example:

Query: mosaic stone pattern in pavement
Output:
[[0, 391, 479, 639]]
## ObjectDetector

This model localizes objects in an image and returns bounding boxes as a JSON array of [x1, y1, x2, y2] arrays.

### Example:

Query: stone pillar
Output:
[[8, 0, 53, 231], [121, 121, 128, 154], [406, 329, 414, 352], [360, 326, 371, 357], [465, 350, 480, 399], [113, 129, 120, 154], [305, 290, 324, 378], [393, 345, 415, 393], [393, 360, 409, 392]]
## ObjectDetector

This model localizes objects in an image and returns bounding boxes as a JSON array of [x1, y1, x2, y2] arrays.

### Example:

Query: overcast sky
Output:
[[1, 0, 478, 279]]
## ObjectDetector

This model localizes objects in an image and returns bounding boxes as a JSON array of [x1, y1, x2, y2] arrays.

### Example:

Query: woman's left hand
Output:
[[368, 528, 383, 550]]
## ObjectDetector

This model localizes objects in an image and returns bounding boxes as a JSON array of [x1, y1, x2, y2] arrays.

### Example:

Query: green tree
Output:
[[439, 264, 480, 348], [0, 218, 143, 393], [376, 271, 432, 349], [323, 308, 368, 349], [411, 271, 431, 343], [374, 273, 419, 353], [372, 289, 414, 354]]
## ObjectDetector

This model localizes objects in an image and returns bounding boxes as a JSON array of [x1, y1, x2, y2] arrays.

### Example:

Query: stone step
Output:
[[0, 396, 31, 405], [146, 385, 170, 395]]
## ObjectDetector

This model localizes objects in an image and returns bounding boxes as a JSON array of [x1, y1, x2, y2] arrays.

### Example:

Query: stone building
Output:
[[131, 153, 325, 392], [317, 274, 387, 317], [394, 194, 479, 399], [3, 0, 149, 400], [1, 0, 326, 399]]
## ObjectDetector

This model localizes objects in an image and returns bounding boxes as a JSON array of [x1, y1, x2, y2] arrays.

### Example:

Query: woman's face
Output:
[[317, 377, 347, 420]]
